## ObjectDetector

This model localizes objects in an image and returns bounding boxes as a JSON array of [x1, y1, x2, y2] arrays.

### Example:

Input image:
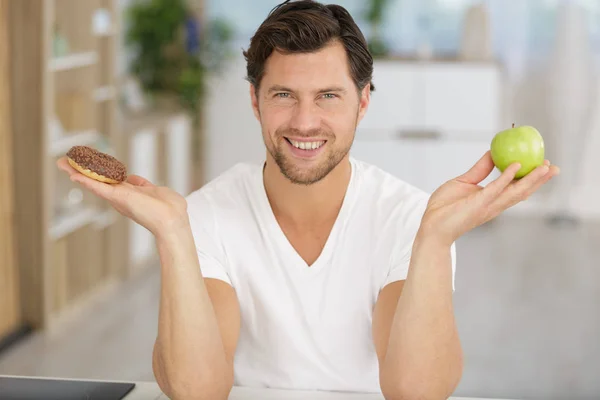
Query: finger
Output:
[[127, 174, 154, 187], [481, 161, 521, 200], [523, 168, 556, 198], [456, 150, 494, 185], [492, 164, 550, 209], [56, 157, 78, 177], [59, 156, 119, 198], [70, 173, 117, 200]]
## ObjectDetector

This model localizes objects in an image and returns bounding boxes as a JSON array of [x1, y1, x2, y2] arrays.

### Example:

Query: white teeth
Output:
[[290, 140, 324, 150]]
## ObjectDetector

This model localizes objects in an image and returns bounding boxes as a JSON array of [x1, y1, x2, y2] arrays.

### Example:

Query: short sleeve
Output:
[[383, 197, 458, 291], [186, 192, 232, 286]]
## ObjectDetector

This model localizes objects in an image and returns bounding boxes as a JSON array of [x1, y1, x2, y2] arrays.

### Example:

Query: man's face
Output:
[[251, 40, 370, 185]]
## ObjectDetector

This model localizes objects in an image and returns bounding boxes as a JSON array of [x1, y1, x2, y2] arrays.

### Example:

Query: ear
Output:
[[356, 83, 371, 124], [250, 84, 260, 121]]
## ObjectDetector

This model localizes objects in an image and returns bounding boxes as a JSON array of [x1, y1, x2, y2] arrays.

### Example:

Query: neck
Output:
[[263, 154, 352, 227]]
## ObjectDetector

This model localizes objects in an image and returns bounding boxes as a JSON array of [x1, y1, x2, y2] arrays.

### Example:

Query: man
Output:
[[58, 1, 559, 399]]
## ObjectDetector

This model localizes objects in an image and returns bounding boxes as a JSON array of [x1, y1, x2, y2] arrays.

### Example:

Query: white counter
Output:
[[0, 375, 518, 400], [128, 382, 520, 400]]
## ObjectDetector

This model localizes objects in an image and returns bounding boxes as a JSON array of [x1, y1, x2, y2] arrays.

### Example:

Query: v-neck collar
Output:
[[255, 158, 359, 273]]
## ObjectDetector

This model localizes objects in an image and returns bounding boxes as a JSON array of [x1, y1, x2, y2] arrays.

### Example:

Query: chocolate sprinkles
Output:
[[66, 146, 127, 182]]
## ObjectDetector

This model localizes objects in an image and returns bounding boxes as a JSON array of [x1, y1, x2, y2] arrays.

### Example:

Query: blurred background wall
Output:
[[201, 0, 600, 219], [0, 1, 599, 400]]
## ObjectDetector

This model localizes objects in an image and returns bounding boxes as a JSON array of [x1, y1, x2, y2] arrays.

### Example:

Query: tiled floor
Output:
[[0, 215, 598, 400], [453, 216, 600, 400], [0, 268, 160, 382]]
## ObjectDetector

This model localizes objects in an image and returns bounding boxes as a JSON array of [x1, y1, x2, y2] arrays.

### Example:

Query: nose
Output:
[[289, 99, 320, 133]]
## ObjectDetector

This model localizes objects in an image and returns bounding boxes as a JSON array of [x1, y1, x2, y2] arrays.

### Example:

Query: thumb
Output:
[[456, 150, 495, 185]]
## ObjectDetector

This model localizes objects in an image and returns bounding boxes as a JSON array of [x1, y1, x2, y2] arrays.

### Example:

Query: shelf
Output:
[[93, 86, 116, 102], [49, 130, 100, 157], [49, 207, 99, 240], [50, 52, 98, 72], [9, 0, 126, 330]]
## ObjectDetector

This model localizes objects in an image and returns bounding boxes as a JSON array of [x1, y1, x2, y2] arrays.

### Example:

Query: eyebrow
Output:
[[267, 85, 294, 94], [267, 85, 347, 94], [317, 86, 347, 94]]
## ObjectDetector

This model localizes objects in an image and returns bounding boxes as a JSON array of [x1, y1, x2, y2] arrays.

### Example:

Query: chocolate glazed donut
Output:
[[66, 146, 127, 184]]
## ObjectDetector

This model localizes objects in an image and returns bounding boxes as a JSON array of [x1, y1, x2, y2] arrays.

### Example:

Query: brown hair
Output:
[[243, 0, 375, 94]]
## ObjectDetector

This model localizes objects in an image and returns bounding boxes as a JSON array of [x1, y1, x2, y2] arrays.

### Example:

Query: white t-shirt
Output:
[[186, 157, 456, 393]]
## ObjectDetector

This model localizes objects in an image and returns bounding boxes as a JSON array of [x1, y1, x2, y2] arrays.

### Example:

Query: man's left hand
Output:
[[417, 150, 560, 247]]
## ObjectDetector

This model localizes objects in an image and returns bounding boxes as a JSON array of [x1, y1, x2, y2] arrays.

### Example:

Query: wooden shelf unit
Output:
[[9, 0, 127, 330], [0, 0, 21, 341]]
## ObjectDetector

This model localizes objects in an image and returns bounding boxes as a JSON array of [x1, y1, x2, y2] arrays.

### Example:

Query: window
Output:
[[206, 0, 599, 62]]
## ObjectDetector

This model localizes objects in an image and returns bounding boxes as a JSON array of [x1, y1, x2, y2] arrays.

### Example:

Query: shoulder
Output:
[[352, 158, 457, 281], [349, 158, 434, 257], [185, 162, 262, 222], [351, 157, 431, 220]]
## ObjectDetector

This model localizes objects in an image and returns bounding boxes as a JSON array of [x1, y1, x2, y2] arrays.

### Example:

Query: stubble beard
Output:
[[266, 126, 353, 185], [259, 103, 360, 185]]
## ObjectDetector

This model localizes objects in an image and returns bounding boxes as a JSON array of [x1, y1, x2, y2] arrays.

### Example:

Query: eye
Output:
[[322, 93, 337, 99], [275, 92, 290, 98]]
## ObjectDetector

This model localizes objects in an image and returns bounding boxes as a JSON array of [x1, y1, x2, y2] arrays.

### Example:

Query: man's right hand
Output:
[[57, 157, 189, 238], [58, 156, 237, 399]]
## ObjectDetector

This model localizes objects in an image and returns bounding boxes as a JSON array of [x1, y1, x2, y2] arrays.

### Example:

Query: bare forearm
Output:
[[381, 232, 463, 400], [153, 222, 231, 399]]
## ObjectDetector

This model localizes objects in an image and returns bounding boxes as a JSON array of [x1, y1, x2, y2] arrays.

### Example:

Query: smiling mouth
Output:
[[284, 137, 326, 150]]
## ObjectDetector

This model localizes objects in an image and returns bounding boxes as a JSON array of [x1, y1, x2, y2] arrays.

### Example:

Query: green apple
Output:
[[490, 124, 545, 179]]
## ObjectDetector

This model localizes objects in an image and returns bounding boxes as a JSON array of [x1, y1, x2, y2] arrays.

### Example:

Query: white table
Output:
[[130, 382, 517, 400], [0, 375, 517, 400]]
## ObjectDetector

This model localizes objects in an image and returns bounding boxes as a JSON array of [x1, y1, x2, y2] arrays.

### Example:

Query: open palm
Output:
[[57, 157, 188, 237], [419, 151, 560, 246]]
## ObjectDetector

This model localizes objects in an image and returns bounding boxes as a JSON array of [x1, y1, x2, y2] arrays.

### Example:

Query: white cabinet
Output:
[[128, 129, 159, 270], [351, 138, 500, 194], [422, 64, 502, 138], [350, 139, 422, 187], [353, 59, 503, 194], [425, 140, 501, 190], [165, 114, 192, 196], [360, 62, 420, 132], [358, 60, 503, 142]]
